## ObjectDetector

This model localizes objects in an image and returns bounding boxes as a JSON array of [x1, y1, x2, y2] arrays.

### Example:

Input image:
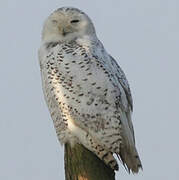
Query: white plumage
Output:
[[39, 7, 142, 173]]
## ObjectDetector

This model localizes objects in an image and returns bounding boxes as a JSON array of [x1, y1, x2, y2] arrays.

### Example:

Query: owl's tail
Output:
[[118, 111, 142, 173], [118, 144, 142, 173]]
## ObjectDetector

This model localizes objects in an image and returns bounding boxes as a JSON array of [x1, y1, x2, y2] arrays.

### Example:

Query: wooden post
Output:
[[64, 143, 116, 180]]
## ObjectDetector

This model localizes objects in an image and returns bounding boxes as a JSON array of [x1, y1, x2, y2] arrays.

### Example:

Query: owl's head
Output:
[[42, 7, 96, 43]]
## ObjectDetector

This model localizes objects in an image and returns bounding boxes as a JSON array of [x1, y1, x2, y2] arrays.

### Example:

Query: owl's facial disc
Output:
[[42, 7, 96, 42]]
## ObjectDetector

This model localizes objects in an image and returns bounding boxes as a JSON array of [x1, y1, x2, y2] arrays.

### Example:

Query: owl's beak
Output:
[[62, 28, 67, 36], [59, 25, 71, 36]]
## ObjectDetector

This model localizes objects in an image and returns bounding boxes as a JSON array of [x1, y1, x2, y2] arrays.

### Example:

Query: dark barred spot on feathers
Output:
[[78, 93, 84, 96], [46, 42, 59, 49]]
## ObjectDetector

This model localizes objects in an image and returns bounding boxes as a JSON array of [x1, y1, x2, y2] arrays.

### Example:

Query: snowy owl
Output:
[[38, 7, 142, 173]]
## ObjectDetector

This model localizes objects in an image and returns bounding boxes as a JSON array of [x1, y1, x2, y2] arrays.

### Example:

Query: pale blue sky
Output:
[[0, 0, 178, 179]]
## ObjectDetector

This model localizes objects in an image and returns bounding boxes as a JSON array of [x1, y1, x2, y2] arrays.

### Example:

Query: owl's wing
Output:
[[106, 54, 142, 172], [107, 55, 135, 136], [109, 55, 133, 111]]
